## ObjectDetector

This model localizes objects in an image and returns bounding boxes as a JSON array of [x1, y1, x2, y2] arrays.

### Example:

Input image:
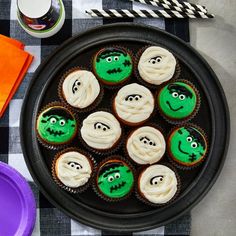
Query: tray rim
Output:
[[20, 22, 230, 232]]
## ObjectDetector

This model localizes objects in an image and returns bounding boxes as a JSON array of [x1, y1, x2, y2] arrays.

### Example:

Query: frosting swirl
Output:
[[56, 151, 92, 188], [138, 46, 176, 85], [62, 70, 100, 108], [139, 165, 178, 204], [114, 83, 154, 124], [127, 126, 166, 164], [81, 111, 122, 150]]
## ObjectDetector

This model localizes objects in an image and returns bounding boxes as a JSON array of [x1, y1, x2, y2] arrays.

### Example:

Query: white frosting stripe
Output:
[[139, 165, 178, 204]]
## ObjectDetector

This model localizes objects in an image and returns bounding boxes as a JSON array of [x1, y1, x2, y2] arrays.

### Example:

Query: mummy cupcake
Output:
[[52, 149, 94, 192], [36, 105, 77, 147], [80, 111, 122, 152], [138, 164, 178, 204], [113, 83, 154, 126], [126, 126, 166, 165], [168, 126, 207, 167], [60, 69, 101, 109], [157, 81, 199, 122], [138, 46, 177, 85], [93, 47, 133, 85]]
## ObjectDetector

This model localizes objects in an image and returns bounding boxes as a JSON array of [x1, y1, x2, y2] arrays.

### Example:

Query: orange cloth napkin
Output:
[[0, 34, 33, 118]]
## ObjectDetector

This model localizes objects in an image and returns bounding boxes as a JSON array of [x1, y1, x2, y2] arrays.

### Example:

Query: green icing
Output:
[[97, 160, 134, 198], [37, 107, 76, 144], [169, 127, 207, 164], [94, 48, 133, 83], [158, 82, 197, 119]]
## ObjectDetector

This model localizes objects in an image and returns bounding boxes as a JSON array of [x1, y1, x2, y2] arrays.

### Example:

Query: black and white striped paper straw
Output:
[[86, 9, 214, 19], [155, 0, 207, 13], [129, 0, 208, 15]]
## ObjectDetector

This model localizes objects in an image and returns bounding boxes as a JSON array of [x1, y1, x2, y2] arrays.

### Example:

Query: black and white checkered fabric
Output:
[[0, 0, 191, 235]]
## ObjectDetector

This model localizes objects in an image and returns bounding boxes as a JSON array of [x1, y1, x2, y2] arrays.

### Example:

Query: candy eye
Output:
[[149, 59, 156, 64], [191, 142, 198, 148], [108, 176, 114, 182], [106, 57, 112, 62], [150, 175, 164, 185], [156, 56, 162, 63], [179, 94, 186, 100], [115, 173, 120, 179], [70, 163, 74, 167], [59, 119, 65, 126], [75, 81, 81, 86], [172, 92, 178, 98], [114, 56, 119, 61], [50, 117, 57, 124], [135, 95, 140, 101], [187, 137, 192, 142]]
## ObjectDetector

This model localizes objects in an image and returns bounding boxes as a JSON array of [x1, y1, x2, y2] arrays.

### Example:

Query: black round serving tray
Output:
[[20, 23, 230, 232]]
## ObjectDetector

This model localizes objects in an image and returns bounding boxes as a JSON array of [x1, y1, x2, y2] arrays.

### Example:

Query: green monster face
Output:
[[158, 82, 197, 119], [169, 127, 207, 165], [97, 160, 134, 199], [37, 107, 76, 144], [94, 48, 133, 84]]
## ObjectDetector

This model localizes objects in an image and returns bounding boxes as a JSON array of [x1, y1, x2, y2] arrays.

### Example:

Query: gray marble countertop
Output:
[[189, 1, 236, 235]]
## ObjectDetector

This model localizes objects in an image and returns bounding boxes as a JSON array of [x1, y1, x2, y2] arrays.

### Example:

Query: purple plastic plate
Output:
[[0, 161, 36, 236]]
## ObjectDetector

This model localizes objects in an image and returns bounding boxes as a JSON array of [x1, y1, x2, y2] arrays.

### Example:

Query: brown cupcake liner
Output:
[[92, 155, 136, 202], [134, 45, 181, 90], [111, 85, 156, 127], [36, 101, 78, 150], [166, 123, 209, 170], [91, 45, 135, 89], [135, 162, 181, 207], [51, 147, 97, 194], [78, 108, 124, 156], [123, 123, 167, 166], [58, 67, 104, 113], [156, 79, 201, 125]]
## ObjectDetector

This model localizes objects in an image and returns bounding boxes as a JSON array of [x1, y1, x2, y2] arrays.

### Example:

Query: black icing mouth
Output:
[[178, 141, 189, 155], [110, 181, 126, 193], [166, 101, 183, 111], [46, 128, 65, 136], [107, 68, 122, 74]]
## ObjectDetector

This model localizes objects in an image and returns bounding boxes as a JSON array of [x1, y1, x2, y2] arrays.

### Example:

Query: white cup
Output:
[[17, 0, 65, 38]]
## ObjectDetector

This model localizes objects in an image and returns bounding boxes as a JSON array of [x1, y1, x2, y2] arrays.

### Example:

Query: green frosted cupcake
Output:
[[157, 81, 199, 123], [36, 105, 77, 147], [95, 157, 135, 201], [168, 126, 207, 168], [93, 47, 133, 85]]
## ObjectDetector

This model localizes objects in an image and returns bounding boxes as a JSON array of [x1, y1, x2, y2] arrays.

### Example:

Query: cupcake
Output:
[[157, 81, 199, 123], [167, 126, 207, 168], [52, 149, 94, 193], [80, 111, 122, 152], [60, 68, 101, 110], [95, 157, 134, 201], [137, 164, 178, 205], [137, 46, 177, 85], [93, 47, 133, 85], [36, 105, 77, 147], [126, 126, 166, 165], [113, 83, 154, 126]]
